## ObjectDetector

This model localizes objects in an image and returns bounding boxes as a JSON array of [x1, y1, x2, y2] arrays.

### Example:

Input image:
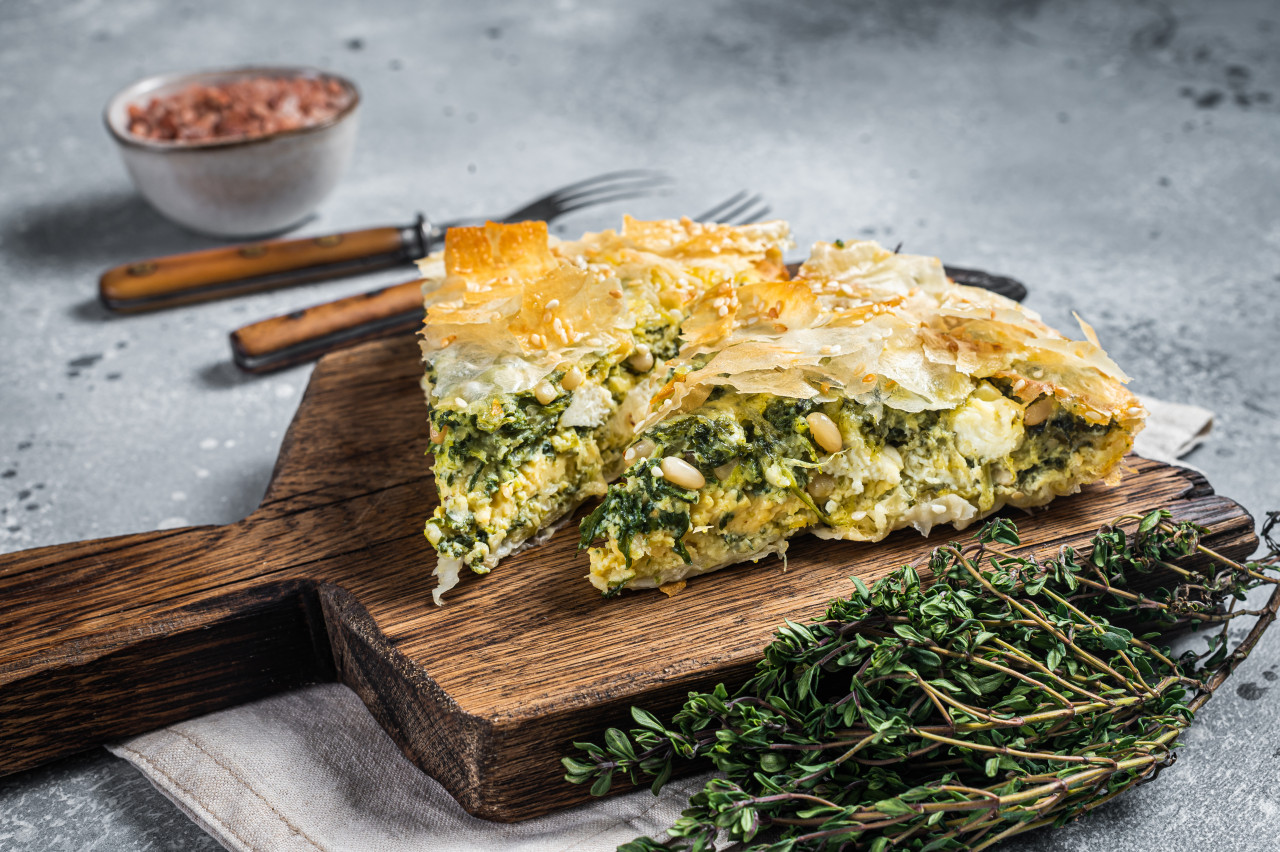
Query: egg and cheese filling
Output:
[[580, 381, 1132, 594], [425, 320, 677, 597]]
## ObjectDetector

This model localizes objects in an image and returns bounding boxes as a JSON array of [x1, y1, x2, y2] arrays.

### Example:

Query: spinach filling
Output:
[[432, 387, 573, 494], [426, 316, 684, 564], [580, 394, 827, 570], [636, 319, 681, 362], [428, 386, 577, 558], [581, 388, 1126, 577], [1011, 409, 1113, 488], [579, 461, 700, 574]]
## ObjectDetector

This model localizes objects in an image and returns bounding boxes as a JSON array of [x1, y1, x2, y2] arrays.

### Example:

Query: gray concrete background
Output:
[[1, 0, 1278, 849]]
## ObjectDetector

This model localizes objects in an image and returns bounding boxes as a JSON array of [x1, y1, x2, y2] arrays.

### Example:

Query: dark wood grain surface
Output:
[[0, 334, 1257, 822]]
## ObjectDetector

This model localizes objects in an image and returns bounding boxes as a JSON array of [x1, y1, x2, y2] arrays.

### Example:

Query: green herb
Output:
[[565, 510, 1280, 850]]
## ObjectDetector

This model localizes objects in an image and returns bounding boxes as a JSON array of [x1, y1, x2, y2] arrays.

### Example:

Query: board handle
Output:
[[230, 278, 425, 373], [99, 222, 426, 313], [0, 525, 333, 775]]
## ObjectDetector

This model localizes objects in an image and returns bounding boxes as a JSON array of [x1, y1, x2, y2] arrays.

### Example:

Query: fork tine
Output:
[[694, 192, 771, 225], [692, 191, 749, 223], [540, 168, 671, 197], [550, 173, 675, 206], [729, 200, 771, 225], [708, 194, 758, 223], [497, 169, 673, 223], [552, 187, 673, 216]]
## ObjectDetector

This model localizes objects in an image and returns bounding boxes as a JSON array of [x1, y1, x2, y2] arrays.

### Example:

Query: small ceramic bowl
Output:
[[104, 66, 360, 238]]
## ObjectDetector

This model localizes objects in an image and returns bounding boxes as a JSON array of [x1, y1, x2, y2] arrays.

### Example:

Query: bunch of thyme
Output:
[[564, 510, 1280, 851]]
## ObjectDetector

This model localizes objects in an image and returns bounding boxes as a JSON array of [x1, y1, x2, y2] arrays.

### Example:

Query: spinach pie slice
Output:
[[418, 217, 792, 602], [581, 239, 1146, 594]]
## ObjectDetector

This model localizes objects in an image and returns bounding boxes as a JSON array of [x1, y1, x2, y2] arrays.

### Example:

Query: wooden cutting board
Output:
[[0, 334, 1257, 822]]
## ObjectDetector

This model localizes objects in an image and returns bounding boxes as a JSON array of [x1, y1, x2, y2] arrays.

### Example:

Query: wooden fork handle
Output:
[[100, 225, 425, 313], [230, 278, 425, 373]]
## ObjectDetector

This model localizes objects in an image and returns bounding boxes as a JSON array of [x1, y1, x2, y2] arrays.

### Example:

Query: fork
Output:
[[228, 193, 774, 373], [98, 170, 673, 313]]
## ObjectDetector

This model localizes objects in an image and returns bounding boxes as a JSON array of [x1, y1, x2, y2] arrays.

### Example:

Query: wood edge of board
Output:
[[314, 463, 1261, 822]]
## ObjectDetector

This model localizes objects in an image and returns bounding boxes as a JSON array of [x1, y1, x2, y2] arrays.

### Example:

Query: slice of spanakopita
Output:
[[418, 217, 792, 602], [581, 239, 1146, 594]]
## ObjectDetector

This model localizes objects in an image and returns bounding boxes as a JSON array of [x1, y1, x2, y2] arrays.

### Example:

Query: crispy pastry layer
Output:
[[583, 239, 1145, 594]]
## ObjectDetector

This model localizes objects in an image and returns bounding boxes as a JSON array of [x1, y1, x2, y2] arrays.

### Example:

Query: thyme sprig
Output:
[[564, 510, 1280, 851]]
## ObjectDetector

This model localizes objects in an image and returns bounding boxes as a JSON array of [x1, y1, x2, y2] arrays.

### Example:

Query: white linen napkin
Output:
[[107, 395, 1214, 852], [1131, 395, 1214, 466], [110, 683, 708, 852]]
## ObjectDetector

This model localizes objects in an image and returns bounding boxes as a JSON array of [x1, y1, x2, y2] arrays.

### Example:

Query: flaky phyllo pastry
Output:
[[579, 239, 1146, 594], [417, 217, 793, 602], [419, 221, 1144, 600]]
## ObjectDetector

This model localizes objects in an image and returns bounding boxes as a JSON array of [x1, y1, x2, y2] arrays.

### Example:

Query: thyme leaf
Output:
[[565, 510, 1280, 851]]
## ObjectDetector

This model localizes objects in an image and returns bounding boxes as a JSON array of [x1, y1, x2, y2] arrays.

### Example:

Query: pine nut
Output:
[[628, 343, 654, 372], [534, 381, 558, 405], [1023, 396, 1055, 427], [660, 456, 705, 490], [561, 366, 584, 390], [807, 473, 837, 499], [625, 438, 656, 464], [806, 412, 843, 454], [429, 423, 448, 444], [713, 460, 739, 481]]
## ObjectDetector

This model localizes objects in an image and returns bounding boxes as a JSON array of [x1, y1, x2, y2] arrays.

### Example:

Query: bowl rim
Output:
[[104, 65, 360, 153]]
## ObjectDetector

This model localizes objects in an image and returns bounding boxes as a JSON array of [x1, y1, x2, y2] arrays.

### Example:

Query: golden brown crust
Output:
[[642, 239, 1145, 438], [415, 218, 794, 410]]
